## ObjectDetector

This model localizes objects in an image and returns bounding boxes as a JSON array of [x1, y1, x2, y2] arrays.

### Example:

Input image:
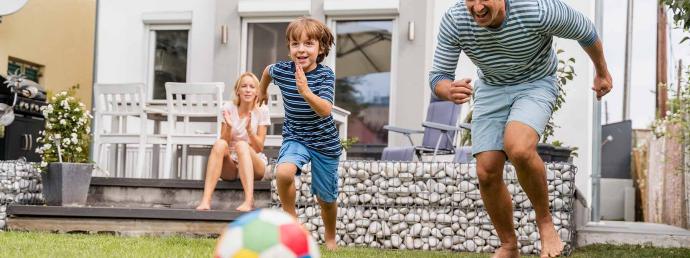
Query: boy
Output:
[[258, 17, 340, 250]]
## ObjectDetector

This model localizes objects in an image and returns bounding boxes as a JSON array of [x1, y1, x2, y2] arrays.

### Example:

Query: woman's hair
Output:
[[285, 17, 334, 64], [233, 72, 260, 108]]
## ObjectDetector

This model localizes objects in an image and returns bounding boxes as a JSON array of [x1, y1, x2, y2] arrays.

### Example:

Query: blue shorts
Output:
[[277, 140, 339, 203], [471, 75, 559, 156]]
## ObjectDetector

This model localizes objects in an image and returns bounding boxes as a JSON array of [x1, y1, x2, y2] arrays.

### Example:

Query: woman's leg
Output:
[[196, 140, 237, 210], [234, 141, 267, 211]]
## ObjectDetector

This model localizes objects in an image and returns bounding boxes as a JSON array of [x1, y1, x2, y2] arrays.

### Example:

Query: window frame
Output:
[[326, 15, 399, 143], [144, 24, 192, 100]]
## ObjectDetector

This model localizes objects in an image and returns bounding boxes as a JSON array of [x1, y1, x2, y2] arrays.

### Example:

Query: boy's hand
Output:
[[258, 90, 268, 105], [295, 64, 310, 96]]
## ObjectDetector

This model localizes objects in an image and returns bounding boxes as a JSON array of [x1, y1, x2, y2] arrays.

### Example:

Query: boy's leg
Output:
[[317, 197, 337, 250], [309, 150, 340, 250], [275, 163, 299, 217], [275, 141, 311, 218]]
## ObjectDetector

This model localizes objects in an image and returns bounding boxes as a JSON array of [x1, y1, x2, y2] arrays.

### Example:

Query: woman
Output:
[[196, 72, 271, 212]]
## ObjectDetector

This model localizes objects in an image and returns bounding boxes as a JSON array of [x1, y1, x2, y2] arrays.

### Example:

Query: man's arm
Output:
[[540, 0, 598, 46], [295, 64, 332, 117], [582, 39, 613, 100], [430, 9, 473, 104]]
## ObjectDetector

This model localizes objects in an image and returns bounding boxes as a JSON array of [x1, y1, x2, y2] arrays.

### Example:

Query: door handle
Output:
[[29, 134, 33, 150], [22, 134, 30, 150]]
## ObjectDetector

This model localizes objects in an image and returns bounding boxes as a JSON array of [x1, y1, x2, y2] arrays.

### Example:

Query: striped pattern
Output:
[[270, 61, 342, 157], [430, 0, 597, 89]]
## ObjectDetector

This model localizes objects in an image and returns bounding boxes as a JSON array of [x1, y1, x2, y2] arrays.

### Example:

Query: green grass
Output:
[[0, 231, 689, 258]]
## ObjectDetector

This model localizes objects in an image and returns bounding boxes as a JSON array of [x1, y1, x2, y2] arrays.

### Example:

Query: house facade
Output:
[[94, 0, 598, 206]]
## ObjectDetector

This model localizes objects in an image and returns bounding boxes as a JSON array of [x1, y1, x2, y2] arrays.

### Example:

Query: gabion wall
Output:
[[271, 161, 576, 255], [0, 160, 44, 230]]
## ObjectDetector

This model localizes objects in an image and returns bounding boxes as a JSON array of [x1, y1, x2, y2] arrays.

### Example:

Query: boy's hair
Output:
[[233, 72, 260, 107], [285, 17, 334, 64]]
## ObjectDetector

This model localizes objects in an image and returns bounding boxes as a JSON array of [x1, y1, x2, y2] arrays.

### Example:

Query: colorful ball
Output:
[[215, 209, 320, 258]]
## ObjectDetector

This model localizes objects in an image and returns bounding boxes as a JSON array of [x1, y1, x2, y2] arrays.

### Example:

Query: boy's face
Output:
[[289, 32, 322, 72]]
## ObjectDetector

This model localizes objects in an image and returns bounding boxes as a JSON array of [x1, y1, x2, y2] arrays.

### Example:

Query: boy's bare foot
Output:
[[491, 244, 520, 258], [195, 203, 210, 211], [538, 222, 564, 258], [325, 239, 337, 251], [235, 201, 254, 212]]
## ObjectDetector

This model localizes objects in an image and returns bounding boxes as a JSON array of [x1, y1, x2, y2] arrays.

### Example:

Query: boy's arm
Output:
[[295, 64, 332, 117], [258, 65, 273, 105]]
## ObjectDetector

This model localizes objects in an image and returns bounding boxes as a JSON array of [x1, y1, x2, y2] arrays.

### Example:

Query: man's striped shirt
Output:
[[429, 0, 598, 91], [270, 61, 342, 157]]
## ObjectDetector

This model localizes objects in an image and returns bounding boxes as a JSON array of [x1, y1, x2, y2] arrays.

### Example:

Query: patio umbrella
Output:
[[335, 21, 392, 79]]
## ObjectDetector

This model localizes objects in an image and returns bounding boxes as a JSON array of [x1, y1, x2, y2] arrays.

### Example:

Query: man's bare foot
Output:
[[491, 244, 520, 258], [235, 201, 254, 212], [538, 222, 564, 258], [325, 239, 337, 251], [195, 202, 211, 211]]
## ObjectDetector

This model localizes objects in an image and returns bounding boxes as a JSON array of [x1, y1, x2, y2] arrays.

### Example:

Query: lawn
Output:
[[0, 231, 689, 258]]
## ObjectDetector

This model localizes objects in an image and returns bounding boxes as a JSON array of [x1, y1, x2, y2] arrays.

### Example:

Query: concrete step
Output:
[[7, 205, 244, 236], [88, 177, 273, 210], [577, 220, 690, 248]]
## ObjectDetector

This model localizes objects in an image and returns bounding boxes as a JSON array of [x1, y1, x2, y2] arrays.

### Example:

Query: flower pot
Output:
[[551, 147, 573, 162], [41, 162, 93, 206], [537, 143, 555, 162]]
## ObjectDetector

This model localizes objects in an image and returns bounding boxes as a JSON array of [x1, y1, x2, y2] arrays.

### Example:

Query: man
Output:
[[429, 0, 612, 257]]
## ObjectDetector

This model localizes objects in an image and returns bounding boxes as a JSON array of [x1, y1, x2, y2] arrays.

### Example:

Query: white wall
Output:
[[552, 0, 596, 207], [96, 0, 216, 85]]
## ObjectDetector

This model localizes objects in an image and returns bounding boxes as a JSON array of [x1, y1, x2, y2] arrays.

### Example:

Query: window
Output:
[[242, 20, 291, 135], [333, 20, 393, 145], [147, 26, 189, 100], [244, 22, 289, 78], [7, 57, 43, 83]]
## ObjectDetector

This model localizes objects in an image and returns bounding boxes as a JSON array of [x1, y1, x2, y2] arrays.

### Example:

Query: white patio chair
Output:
[[162, 82, 224, 179], [93, 83, 157, 178]]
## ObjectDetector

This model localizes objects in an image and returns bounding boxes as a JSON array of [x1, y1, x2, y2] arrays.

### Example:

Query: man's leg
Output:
[[504, 121, 563, 258], [476, 151, 519, 258]]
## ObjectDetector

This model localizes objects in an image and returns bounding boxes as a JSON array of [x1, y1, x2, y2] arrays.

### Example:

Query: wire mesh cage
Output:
[[0, 159, 44, 230], [271, 160, 577, 255]]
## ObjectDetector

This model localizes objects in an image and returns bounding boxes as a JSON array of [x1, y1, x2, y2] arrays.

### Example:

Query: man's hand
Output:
[[592, 71, 612, 100], [295, 64, 311, 96], [436, 78, 473, 104]]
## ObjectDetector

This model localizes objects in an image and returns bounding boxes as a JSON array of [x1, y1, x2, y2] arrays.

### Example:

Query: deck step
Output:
[[6, 205, 248, 236], [88, 177, 273, 210]]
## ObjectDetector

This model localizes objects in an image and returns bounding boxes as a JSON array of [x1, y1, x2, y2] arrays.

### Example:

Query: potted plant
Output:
[[35, 84, 93, 206]]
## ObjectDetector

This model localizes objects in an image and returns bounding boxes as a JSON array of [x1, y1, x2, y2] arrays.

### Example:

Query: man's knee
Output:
[[504, 141, 535, 164], [476, 154, 504, 187]]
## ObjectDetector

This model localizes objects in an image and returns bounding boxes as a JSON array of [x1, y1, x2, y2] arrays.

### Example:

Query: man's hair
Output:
[[233, 72, 260, 108], [285, 17, 334, 64]]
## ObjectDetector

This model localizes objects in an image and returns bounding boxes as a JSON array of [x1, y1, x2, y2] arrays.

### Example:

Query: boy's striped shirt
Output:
[[270, 61, 342, 157]]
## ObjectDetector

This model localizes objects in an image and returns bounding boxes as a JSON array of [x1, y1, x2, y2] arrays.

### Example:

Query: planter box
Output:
[[42, 163, 93, 206]]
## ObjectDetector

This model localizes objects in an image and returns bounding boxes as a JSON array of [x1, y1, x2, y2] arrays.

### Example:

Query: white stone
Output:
[[464, 240, 477, 252]]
